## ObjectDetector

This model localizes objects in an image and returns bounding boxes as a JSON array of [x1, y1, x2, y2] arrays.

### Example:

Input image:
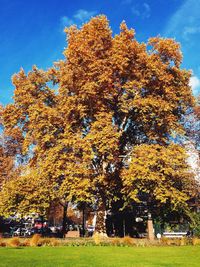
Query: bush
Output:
[[111, 237, 122, 246], [8, 237, 21, 247], [93, 233, 104, 245], [30, 234, 41, 247], [50, 238, 60, 247], [135, 239, 149, 247], [160, 237, 188, 246], [2, 236, 200, 248], [179, 237, 188, 246], [39, 238, 60, 247], [122, 236, 134, 246], [64, 238, 95, 247], [0, 238, 6, 247], [22, 238, 30, 247], [40, 238, 52, 246], [192, 237, 200, 246]]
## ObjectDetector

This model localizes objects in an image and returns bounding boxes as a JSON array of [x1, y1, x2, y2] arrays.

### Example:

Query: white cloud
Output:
[[189, 76, 200, 95], [131, 3, 151, 19], [183, 26, 200, 41], [60, 16, 75, 28], [74, 9, 96, 22], [164, 0, 200, 84], [60, 9, 97, 29], [165, 0, 200, 39], [131, 7, 140, 17], [143, 3, 151, 19]]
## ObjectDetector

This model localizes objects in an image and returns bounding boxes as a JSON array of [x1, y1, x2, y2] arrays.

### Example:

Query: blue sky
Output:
[[0, 0, 200, 105]]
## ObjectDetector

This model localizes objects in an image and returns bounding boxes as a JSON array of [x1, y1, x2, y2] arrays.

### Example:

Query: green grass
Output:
[[0, 246, 199, 267]]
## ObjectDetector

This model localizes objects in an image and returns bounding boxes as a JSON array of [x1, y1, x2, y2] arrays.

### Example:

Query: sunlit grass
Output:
[[0, 246, 200, 267]]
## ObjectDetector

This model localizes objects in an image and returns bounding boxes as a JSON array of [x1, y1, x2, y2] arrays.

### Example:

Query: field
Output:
[[0, 246, 200, 267]]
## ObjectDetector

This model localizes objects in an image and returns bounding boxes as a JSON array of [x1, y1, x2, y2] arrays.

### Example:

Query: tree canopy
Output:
[[0, 15, 197, 234]]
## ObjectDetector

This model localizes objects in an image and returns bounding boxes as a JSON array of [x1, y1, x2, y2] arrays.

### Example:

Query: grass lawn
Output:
[[0, 246, 199, 267]]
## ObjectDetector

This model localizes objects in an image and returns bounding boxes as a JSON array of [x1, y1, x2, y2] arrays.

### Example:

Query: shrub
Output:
[[192, 237, 200, 246], [65, 238, 95, 247], [0, 238, 6, 247], [179, 237, 188, 246], [160, 238, 187, 246], [8, 237, 21, 247], [50, 238, 60, 247], [22, 238, 30, 247], [39, 238, 60, 247], [161, 237, 175, 246], [122, 236, 134, 246], [135, 239, 148, 247], [93, 233, 103, 245], [2, 236, 199, 248], [111, 237, 121, 246], [30, 234, 41, 247], [40, 238, 52, 246]]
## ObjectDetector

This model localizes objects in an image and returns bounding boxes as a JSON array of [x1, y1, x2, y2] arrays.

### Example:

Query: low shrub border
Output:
[[1, 234, 200, 248]]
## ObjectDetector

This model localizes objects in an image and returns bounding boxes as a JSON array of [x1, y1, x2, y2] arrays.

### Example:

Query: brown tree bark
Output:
[[61, 202, 68, 238], [95, 201, 107, 235], [147, 213, 154, 241]]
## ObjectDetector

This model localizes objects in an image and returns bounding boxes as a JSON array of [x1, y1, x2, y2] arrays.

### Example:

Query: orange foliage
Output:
[[0, 16, 196, 230]]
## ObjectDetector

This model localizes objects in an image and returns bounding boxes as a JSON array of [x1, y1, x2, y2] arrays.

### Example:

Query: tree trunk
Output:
[[147, 213, 154, 241], [41, 215, 44, 236], [62, 203, 68, 238], [95, 201, 107, 235], [95, 157, 108, 235], [82, 205, 86, 237]]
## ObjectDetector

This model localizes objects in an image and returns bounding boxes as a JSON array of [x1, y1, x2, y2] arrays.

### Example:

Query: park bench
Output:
[[162, 232, 187, 238]]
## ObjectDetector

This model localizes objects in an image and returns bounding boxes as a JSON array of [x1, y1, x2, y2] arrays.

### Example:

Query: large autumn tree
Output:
[[1, 15, 196, 234], [56, 16, 195, 232]]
